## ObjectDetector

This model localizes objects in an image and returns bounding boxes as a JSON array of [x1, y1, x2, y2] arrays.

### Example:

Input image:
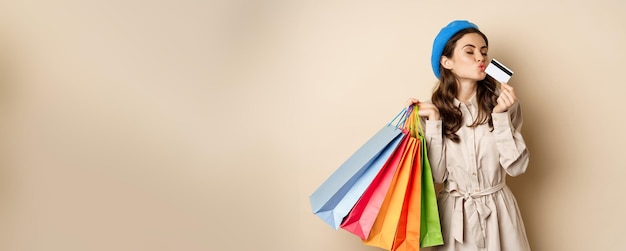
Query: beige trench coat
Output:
[[424, 95, 531, 251]]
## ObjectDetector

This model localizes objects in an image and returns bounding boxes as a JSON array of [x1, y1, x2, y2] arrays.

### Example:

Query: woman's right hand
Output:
[[406, 98, 441, 121]]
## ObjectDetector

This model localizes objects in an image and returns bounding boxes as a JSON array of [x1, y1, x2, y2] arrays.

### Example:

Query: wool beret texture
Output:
[[431, 20, 479, 78]]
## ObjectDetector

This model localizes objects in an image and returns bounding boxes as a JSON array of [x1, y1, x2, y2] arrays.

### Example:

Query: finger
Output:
[[496, 97, 505, 107], [417, 107, 440, 118], [499, 91, 514, 106], [501, 88, 517, 103], [417, 109, 431, 117], [417, 102, 438, 111], [497, 94, 509, 108], [500, 82, 512, 90], [500, 83, 516, 99], [508, 87, 517, 101], [499, 89, 511, 99], [417, 102, 439, 113]]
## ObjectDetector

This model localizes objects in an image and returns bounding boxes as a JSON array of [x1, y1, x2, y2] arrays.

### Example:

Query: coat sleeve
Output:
[[424, 119, 448, 183], [491, 102, 530, 176]]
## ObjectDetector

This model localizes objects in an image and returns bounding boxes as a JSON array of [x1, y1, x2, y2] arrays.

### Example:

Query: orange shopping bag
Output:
[[392, 108, 422, 251]]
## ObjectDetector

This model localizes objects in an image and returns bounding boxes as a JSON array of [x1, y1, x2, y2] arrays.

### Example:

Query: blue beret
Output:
[[431, 20, 479, 78]]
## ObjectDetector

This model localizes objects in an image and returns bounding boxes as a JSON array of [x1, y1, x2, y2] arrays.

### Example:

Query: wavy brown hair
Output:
[[431, 28, 499, 143]]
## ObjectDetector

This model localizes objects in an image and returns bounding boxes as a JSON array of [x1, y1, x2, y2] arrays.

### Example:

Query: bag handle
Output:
[[401, 105, 425, 137], [390, 107, 410, 129], [416, 105, 425, 137], [389, 105, 426, 135]]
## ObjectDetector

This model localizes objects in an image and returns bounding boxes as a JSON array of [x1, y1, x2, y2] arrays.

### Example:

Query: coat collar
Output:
[[453, 92, 478, 108]]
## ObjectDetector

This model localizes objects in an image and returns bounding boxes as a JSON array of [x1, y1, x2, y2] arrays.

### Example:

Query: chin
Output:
[[476, 73, 487, 81]]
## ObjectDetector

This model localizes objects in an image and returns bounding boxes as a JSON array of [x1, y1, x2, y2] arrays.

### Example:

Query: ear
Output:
[[440, 56, 453, 70]]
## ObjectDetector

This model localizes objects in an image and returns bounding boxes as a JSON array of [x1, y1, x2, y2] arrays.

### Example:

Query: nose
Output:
[[476, 53, 484, 62]]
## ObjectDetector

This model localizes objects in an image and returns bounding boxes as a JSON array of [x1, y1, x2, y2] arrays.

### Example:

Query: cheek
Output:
[[453, 53, 472, 66], [453, 55, 474, 72], [460, 54, 475, 63]]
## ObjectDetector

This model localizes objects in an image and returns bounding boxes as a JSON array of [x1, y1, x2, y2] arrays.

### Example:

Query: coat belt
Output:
[[444, 181, 506, 248]]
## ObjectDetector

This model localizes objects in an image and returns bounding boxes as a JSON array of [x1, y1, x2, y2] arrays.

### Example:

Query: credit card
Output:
[[485, 58, 514, 83]]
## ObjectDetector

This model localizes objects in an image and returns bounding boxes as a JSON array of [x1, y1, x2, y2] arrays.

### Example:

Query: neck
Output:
[[456, 79, 477, 102]]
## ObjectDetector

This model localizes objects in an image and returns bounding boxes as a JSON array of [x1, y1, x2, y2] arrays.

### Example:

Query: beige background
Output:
[[1, 0, 625, 250]]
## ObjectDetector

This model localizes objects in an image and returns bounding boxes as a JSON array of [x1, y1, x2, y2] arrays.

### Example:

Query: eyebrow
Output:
[[463, 44, 488, 49]]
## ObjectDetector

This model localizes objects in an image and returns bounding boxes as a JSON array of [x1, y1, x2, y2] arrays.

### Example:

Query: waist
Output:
[[443, 181, 506, 198]]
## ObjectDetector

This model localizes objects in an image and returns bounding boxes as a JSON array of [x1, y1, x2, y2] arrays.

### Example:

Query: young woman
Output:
[[410, 20, 531, 250]]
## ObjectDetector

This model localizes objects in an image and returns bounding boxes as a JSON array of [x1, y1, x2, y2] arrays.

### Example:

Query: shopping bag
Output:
[[392, 109, 422, 251], [363, 135, 418, 250], [419, 134, 444, 247], [340, 129, 410, 239], [310, 109, 407, 229]]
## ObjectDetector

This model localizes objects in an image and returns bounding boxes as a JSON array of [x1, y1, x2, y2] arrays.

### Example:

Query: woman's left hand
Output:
[[493, 82, 517, 113]]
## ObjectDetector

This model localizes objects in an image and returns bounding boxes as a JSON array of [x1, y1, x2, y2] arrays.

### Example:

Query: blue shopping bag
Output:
[[310, 109, 408, 229]]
